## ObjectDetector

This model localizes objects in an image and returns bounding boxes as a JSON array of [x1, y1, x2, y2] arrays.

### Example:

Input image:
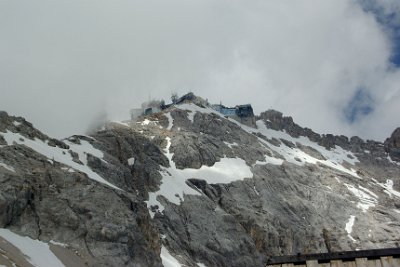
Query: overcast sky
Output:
[[1, 0, 400, 141]]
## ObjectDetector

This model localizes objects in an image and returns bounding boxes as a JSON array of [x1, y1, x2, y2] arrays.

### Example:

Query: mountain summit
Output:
[[0, 94, 399, 267]]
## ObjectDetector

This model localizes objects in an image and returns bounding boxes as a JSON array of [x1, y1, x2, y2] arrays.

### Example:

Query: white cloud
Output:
[[0, 0, 399, 140]]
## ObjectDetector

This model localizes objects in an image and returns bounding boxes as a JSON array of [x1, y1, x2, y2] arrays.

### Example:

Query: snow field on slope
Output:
[[387, 155, 400, 165], [172, 104, 393, 215], [166, 103, 400, 250], [373, 179, 400, 198], [64, 138, 106, 165], [254, 120, 360, 177], [159, 104, 388, 219], [0, 228, 65, 267], [344, 184, 378, 212], [254, 155, 284, 166], [161, 246, 182, 267], [160, 241, 208, 267], [147, 137, 253, 217], [165, 113, 174, 130], [0, 130, 121, 190], [175, 103, 360, 177]]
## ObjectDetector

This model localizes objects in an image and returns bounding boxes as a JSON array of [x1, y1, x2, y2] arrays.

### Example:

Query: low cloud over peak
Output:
[[1, 0, 399, 140]]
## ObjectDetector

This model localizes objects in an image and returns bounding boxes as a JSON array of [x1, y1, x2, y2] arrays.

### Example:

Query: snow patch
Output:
[[141, 119, 151, 126], [197, 263, 207, 267], [223, 141, 238, 149], [49, 240, 68, 247], [161, 246, 182, 267], [0, 228, 65, 267], [254, 154, 284, 166], [61, 167, 75, 173], [64, 139, 105, 165], [358, 185, 379, 199], [147, 137, 253, 217], [12, 121, 21, 127], [387, 155, 400, 165], [111, 121, 129, 127], [1, 130, 121, 190], [374, 179, 400, 198], [253, 186, 260, 196], [344, 184, 378, 212], [345, 215, 356, 242], [0, 162, 15, 173], [177, 103, 219, 123], [127, 157, 135, 166], [165, 113, 174, 130], [325, 185, 332, 190]]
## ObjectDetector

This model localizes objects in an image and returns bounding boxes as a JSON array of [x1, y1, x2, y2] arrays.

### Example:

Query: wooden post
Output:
[[369, 259, 382, 267], [391, 257, 400, 267], [343, 261, 357, 267], [306, 260, 319, 267], [356, 258, 368, 267], [380, 256, 395, 267], [331, 260, 344, 267]]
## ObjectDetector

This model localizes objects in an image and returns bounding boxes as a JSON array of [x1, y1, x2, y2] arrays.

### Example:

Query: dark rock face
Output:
[[0, 113, 164, 267], [171, 134, 220, 169], [90, 128, 169, 194], [257, 109, 308, 139], [385, 128, 400, 161], [158, 195, 266, 267]]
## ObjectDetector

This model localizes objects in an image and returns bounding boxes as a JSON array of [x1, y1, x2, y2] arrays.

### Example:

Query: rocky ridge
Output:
[[0, 97, 399, 267]]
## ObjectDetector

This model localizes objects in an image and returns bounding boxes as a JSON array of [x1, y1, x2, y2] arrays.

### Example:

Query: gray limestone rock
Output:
[[385, 127, 400, 161], [0, 102, 399, 267]]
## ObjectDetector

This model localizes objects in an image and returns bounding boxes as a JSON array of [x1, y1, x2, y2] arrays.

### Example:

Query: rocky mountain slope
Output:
[[0, 96, 399, 267]]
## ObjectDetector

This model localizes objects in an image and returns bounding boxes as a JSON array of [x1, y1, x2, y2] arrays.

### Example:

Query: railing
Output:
[[266, 248, 400, 267]]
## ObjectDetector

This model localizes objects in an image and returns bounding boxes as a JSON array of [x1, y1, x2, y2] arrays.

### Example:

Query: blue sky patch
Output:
[[359, 0, 400, 66], [344, 89, 374, 123]]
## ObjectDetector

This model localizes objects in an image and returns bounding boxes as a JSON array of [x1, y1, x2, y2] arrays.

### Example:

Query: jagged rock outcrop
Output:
[[258, 109, 390, 158], [0, 97, 399, 267], [385, 128, 400, 161]]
